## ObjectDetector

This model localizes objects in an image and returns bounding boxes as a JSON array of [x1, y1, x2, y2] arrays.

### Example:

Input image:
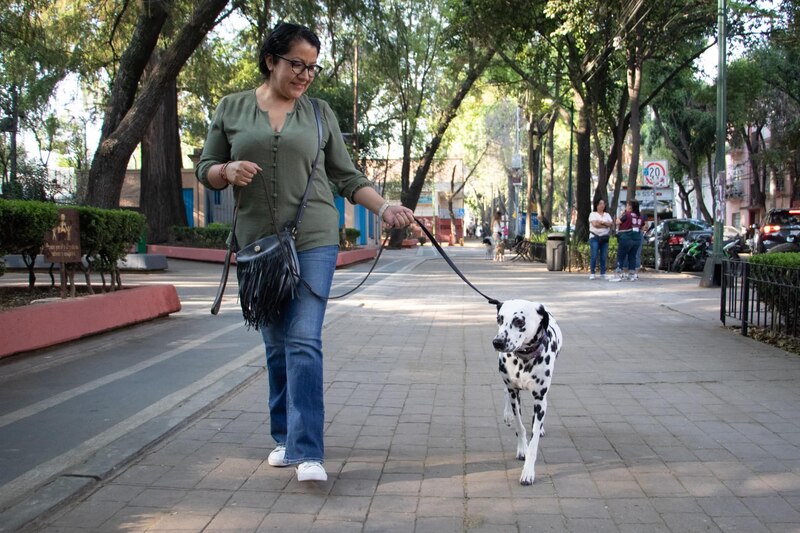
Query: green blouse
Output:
[[195, 91, 373, 251]]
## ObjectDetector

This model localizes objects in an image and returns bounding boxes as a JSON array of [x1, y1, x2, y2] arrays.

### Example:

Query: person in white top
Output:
[[491, 211, 503, 243], [588, 199, 614, 279]]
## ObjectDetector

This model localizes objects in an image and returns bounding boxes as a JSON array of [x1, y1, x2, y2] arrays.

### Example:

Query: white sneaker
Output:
[[630, 274, 639, 281], [268, 445, 289, 467], [608, 276, 622, 282], [296, 461, 327, 482], [589, 274, 596, 280]]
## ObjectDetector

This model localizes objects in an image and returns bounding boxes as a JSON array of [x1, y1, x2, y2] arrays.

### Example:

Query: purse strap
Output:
[[211, 97, 322, 315]]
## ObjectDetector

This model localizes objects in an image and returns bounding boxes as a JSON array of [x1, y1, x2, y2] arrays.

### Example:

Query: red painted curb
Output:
[[147, 245, 233, 263], [0, 285, 181, 359], [147, 244, 378, 267], [336, 247, 378, 267]]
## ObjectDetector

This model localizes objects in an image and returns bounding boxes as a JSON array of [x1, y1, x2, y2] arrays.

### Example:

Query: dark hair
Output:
[[258, 22, 321, 79], [628, 200, 640, 215], [593, 198, 606, 211]]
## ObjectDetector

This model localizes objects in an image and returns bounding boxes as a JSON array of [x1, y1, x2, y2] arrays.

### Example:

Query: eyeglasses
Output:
[[273, 54, 322, 77]]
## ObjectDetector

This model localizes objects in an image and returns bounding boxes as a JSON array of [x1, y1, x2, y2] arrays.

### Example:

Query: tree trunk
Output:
[[687, 161, 712, 223], [545, 111, 555, 223], [743, 127, 767, 212], [573, 92, 591, 242], [141, 51, 187, 243], [528, 118, 548, 231], [85, 0, 229, 209], [625, 47, 643, 200]]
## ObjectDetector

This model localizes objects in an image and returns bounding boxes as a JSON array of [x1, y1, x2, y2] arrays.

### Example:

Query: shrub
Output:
[[169, 223, 231, 249], [747, 252, 800, 334], [344, 227, 360, 244]]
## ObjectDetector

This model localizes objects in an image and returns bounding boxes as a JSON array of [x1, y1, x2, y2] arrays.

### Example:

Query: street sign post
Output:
[[643, 160, 669, 269]]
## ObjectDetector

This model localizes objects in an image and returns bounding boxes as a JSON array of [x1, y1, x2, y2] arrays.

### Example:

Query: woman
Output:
[[196, 23, 413, 482], [491, 211, 503, 243], [610, 200, 644, 281], [588, 199, 613, 279]]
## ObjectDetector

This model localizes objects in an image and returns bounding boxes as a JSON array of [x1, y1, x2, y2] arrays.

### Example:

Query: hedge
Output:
[[747, 252, 800, 332], [169, 223, 231, 249], [0, 199, 146, 290]]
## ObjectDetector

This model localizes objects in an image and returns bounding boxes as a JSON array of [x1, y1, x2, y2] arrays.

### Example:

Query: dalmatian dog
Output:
[[492, 299, 562, 485], [482, 237, 494, 259]]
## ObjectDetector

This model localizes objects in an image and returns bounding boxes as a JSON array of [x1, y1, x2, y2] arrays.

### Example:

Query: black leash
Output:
[[413, 217, 502, 308], [309, 233, 391, 300]]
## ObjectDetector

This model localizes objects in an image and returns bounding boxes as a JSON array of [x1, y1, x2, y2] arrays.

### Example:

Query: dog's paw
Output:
[[516, 449, 526, 461], [539, 427, 546, 437], [519, 464, 536, 485]]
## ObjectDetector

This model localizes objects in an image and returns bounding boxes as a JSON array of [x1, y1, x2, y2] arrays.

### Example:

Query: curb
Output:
[[147, 244, 379, 267], [0, 285, 181, 359]]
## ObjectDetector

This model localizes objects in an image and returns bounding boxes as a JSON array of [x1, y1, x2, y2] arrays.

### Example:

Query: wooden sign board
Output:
[[43, 208, 81, 263]]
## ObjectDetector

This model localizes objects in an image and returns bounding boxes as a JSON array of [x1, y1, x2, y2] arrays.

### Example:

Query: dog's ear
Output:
[[536, 304, 549, 332]]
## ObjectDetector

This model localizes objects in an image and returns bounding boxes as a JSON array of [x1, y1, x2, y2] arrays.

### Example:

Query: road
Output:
[[0, 247, 437, 529]]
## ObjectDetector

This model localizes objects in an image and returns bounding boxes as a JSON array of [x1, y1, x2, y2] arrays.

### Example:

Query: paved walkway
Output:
[[20, 244, 800, 531]]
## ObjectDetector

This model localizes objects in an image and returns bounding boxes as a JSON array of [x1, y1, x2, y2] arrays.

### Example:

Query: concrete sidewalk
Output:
[[27, 245, 800, 532]]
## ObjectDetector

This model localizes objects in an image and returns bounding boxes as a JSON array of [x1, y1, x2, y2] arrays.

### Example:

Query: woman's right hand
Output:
[[225, 160, 262, 187]]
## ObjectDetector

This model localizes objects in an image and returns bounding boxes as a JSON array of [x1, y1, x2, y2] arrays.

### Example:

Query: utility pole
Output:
[[702, 0, 727, 287]]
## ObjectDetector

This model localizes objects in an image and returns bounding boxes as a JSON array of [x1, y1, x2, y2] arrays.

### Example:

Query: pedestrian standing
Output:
[[610, 201, 644, 281], [195, 22, 413, 482], [588, 199, 613, 279]]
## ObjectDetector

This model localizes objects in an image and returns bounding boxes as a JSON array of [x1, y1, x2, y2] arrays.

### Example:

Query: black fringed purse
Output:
[[211, 99, 322, 329]]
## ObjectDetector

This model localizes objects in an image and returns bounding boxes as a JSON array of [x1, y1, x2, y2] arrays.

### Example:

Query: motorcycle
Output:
[[671, 233, 711, 272], [723, 234, 750, 260]]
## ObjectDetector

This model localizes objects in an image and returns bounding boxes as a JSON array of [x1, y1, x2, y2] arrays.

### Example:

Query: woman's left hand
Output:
[[383, 205, 415, 228]]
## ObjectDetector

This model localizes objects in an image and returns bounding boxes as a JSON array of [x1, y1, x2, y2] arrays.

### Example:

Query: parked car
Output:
[[644, 218, 712, 270], [753, 208, 800, 253]]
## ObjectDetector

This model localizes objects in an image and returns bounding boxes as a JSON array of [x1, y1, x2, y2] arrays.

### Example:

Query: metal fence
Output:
[[721, 259, 800, 339]]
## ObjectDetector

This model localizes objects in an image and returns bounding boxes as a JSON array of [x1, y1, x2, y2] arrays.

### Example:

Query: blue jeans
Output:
[[589, 237, 609, 275], [261, 245, 338, 464], [617, 233, 642, 271]]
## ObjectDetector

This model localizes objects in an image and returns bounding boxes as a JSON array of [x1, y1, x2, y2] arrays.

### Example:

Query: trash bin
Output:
[[137, 234, 147, 254], [546, 233, 565, 271]]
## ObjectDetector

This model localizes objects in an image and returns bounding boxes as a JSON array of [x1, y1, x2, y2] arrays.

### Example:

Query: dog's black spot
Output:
[[544, 355, 550, 365], [513, 357, 519, 365], [533, 404, 541, 414], [497, 314, 504, 325], [499, 361, 506, 373], [540, 386, 548, 397], [516, 371, 520, 378], [551, 341, 558, 352], [533, 355, 543, 366], [545, 369, 550, 377]]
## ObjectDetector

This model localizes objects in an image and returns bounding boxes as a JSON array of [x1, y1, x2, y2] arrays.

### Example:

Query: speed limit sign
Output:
[[643, 160, 669, 187]]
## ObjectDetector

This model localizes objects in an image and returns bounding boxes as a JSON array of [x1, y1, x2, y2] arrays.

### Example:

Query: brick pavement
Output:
[[29, 245, 800, 532]]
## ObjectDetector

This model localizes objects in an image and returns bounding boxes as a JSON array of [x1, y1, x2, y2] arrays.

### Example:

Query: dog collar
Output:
[[515, 331, 548, 361]]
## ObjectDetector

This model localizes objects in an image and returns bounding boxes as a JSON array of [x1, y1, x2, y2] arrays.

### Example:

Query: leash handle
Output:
[[413, 217, 502, 307]]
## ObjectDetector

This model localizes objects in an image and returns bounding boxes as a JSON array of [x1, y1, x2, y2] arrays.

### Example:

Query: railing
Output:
[[721, 259, 800, 340]]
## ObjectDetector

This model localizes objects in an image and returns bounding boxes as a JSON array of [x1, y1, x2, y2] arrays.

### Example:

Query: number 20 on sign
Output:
[[642, 160, 669, 187]]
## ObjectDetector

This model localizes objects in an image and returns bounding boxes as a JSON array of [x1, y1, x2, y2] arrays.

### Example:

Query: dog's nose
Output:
[[492, 338, 505, 350]]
